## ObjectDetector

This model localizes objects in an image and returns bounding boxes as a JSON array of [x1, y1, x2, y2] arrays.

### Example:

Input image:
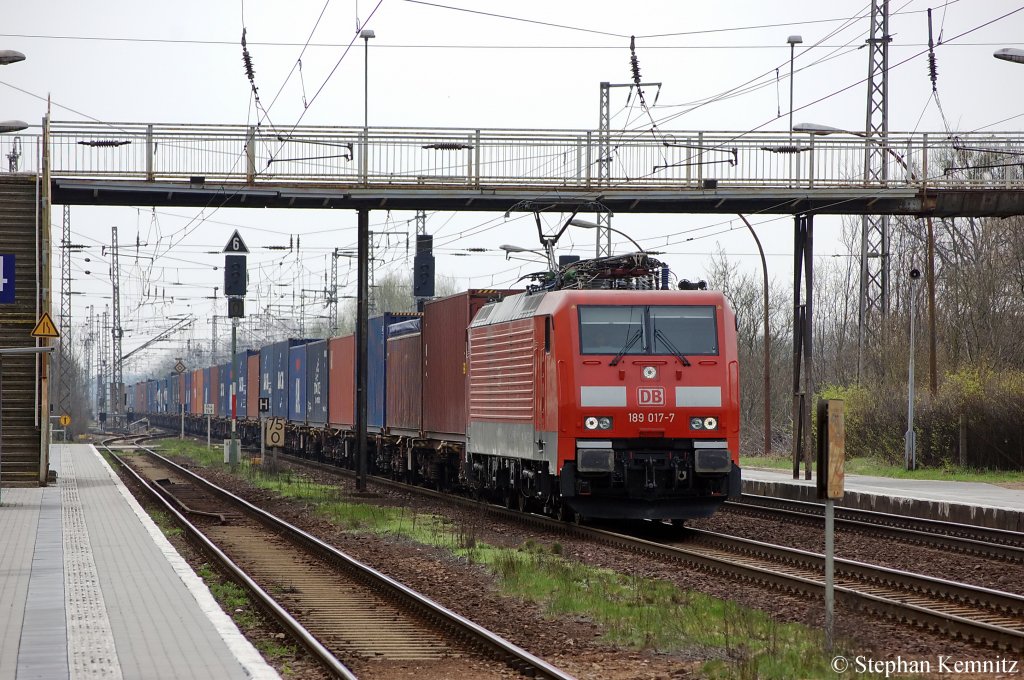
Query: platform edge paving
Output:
[[85, 444, 280, 680], [743, 478, 1024, 532]]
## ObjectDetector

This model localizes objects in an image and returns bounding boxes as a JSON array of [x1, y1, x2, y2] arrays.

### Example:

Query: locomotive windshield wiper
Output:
[[609, 329, 643, 366], [654, 329, 691, 367]]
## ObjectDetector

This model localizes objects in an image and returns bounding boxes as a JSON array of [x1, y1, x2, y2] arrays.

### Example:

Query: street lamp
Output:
[[994, 48, 1024, 64], [0, 50, 25, 65], [905, 267, 921, 470], [568, 218, 644, 254], [786, 35, 802, 138], [0, 50, 28, 165], [794, 122, 914, 181]]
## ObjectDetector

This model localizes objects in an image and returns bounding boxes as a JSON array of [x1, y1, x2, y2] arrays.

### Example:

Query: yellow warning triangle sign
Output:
[[31, 312, 60, 338]]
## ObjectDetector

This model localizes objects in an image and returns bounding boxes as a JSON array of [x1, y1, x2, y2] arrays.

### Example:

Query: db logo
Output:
[[637, 387, 665, 406]]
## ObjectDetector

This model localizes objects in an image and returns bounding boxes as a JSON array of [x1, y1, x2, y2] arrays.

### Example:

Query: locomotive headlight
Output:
[[690, 416, 704, 430], [642, 366, 658, 379], [703, 417, 718, 430], [584, 416, 613, 430]]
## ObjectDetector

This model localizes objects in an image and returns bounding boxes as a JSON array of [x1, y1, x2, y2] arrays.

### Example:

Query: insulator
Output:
[[242, 49, 256, 82]]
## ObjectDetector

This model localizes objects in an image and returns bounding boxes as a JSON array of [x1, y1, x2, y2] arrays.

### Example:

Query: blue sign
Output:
[[0, 254, 14, 304]]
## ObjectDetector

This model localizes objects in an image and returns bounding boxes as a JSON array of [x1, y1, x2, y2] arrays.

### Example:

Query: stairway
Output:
[[0, 175, 43, 487]]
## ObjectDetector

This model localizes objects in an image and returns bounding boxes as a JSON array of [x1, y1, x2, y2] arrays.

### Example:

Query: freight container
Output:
[[305, 340, 330, 426], [386, 323, 422, 436], [169, 373, 180, 414], [160, 377, 169, 413], [233, 350, 257, 417], [218, 363, 231, 418], [135, 382, 146, 415], [148, 380, 159, 415], [367, 313, 420, 432], [422, 290, 519, 439], [246, 354, 260, 419], [328, 335, 355, 429], [203, 368, 214, 417], [191, 368, 204, 415], [184, 371, 192, 414], [260, 339, 307, 419], [288, 343, 308, 423], [177, 373, 186, 414]]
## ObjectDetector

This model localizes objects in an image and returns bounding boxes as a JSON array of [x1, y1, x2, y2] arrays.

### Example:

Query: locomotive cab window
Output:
[[651, 306, 718, 355], [578, 306, 646, 354], [579, 305, 718, 356]]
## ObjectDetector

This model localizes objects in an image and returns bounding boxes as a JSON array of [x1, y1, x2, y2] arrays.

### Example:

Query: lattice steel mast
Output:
[[57, 205, 72, 422], [83, 305, 94, 419], [110, 227, 124, 429], [858, 0, 891, 378], [97, 306, 109, 425]]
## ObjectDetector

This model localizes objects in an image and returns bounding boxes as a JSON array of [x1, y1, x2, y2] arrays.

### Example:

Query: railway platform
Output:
[[0, 443, 279, 680], [742, 466, 1024, 532]]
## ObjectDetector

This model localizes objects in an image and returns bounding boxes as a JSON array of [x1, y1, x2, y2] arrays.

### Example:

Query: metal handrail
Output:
[[1, 122, 1019, 191]]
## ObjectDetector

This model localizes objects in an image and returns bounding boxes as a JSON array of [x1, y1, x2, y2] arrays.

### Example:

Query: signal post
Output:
[[223, 230, 248, 470]]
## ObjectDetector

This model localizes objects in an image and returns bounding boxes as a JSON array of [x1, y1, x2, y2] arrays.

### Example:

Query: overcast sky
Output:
[[2, 0, 1023, 373]]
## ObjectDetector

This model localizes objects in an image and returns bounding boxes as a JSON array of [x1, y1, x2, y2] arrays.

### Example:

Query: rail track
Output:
[[269, 450, 1024, 652], [724, 494, 1024, 562], [100, 436, 575, 680]]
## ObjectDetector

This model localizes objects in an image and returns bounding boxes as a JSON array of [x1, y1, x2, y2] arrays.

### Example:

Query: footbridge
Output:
[[16, 121, 1024, 216]]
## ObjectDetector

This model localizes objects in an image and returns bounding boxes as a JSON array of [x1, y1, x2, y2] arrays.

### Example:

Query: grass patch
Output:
[[149, 509, 183, 537], [196, 564, 260, 629], [741, 453, 1022, 483], [461, 542, 842, 679]]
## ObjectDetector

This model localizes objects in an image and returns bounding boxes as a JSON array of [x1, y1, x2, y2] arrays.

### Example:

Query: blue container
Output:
[[305, 340, 329, 426], [368, 313, 420, 431], [168, 373, 180, 414], [126, 383, 136, 414], [234, 350, 257, 417], [145, 380, 155, 414], [219, 362, 232, 418], [184, 371, 192, 413], [261, 339, 309, 419], [202, 367, 212, 414], [288, 343, 308, 423], [160, 377, 169, 413]]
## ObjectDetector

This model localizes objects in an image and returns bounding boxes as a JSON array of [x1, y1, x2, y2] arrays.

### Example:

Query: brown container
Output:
[[328, 335, 355, 428], [386, 332, 422, 435], [135, 383, 146, 414], [422, 290, 519, 439], [246, 354, 260, 419]]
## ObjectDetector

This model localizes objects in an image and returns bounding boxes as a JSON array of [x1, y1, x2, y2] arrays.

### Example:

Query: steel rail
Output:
[[726, 494, 1024, 561], [272, 452, 1024, 651], [131, 442, 576, 680], [98, 437, 358, 679]]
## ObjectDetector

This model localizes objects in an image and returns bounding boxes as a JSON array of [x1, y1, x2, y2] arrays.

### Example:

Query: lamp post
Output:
[[786, 36, 802, 138], [905, 267, 921, 470], [360, 29, 375, 135], [737, 215, 772, 457]]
